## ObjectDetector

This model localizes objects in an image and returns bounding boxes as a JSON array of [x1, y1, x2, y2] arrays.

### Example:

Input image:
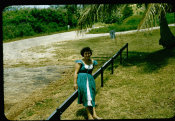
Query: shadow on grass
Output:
[[123, 48, 175, 73], [76, 105, 99, 120], [76, 108, 88, 120]]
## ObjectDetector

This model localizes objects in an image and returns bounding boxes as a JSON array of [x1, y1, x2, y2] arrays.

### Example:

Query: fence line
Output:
[[47, 43, 128, 120]]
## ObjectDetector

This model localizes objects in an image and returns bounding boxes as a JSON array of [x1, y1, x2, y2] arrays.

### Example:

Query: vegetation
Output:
[[88, 13, 174, 34], [88, 15, 143, 33], [77, 3, 175, 48], [5, 27, 175, 120], [3, 5, 79, 41], [3, 4, 175, 45]]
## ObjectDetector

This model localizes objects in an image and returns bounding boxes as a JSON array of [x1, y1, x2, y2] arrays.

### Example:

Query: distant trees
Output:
[[64, 5, 79, 27], [3, 5, 80, 40]]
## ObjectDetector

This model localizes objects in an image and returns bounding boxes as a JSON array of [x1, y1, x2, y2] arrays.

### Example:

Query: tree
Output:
[[138, 3, 175, 49], [3, 5, 22, 11], [78, 4, 124, 29], [78, 3, 175, 49], [64, 5, 78, 27], [121, 4, 133, 20]]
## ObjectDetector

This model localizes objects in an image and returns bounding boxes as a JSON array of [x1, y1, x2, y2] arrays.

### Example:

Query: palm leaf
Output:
[[138, 3, 168, 30], [77, 4, 122, 29]]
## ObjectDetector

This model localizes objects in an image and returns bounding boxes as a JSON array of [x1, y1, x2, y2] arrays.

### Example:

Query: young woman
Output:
[[74, 47, 102, 120]]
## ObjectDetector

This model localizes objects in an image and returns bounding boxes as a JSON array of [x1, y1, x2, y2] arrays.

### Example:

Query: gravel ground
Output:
[[3, 28, 109, 106], [3, 29, 108, 66]]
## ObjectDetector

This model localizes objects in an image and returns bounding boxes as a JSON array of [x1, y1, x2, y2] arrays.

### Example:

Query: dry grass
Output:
[[4, 27, 175, 120]]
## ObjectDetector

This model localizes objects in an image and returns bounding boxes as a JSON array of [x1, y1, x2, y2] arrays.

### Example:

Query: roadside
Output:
[[3, 24, 175, 67]]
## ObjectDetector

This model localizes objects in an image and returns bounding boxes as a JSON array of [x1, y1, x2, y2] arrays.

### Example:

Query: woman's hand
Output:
[[74, 63, 81, 90], [74, 84, 78, 90]]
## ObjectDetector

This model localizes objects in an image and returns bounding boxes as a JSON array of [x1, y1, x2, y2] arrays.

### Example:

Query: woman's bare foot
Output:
[[87, 114, 94, 120], [92, 115, 102, 120]]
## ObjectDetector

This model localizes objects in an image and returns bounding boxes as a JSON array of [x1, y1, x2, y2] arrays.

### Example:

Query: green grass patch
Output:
[[166, 12, 175, 24], [88, 15, 143, 34], [88, 13, 175, 34]]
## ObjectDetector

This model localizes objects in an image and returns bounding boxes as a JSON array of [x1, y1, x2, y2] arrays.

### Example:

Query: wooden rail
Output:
[[47, 43, 128, 120]]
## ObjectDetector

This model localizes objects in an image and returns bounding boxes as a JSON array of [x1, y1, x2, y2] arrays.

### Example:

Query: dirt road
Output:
[[3, 24, 175, 66]]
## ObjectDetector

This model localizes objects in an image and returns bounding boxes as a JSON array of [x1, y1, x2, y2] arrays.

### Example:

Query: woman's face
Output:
[[83, 51, 91, 59]]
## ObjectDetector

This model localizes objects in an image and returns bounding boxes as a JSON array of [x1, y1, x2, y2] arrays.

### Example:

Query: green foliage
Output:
[[89, 15, 143, 34], [64, 5, 79, 27], [121, 5, 133, 20], [88, 12, 174, 34], [3, 7, 79, 41], [122, 15, 143, 25], [166, 13, 175, 24], [102, 14, 121, 24]]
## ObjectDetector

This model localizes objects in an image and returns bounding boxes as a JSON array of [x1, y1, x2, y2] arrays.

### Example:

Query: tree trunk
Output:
[[159, 11, 175, 48]]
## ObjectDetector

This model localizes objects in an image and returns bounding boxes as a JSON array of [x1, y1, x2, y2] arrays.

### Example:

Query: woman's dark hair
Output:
[[80, 47, 93, 57]]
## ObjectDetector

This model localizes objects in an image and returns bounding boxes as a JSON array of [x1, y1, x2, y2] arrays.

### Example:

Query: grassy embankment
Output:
[[88, 13, 175, 34], [5, 26, 175, 120]]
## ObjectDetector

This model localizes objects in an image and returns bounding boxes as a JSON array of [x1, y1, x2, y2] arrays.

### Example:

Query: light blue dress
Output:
[[75, 59, 98, 107]]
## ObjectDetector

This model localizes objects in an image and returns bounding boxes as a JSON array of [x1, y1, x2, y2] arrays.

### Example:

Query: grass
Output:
[[59, 27, 175, 120], [87, 15, 143, 34], [5, 27, 175, 120]]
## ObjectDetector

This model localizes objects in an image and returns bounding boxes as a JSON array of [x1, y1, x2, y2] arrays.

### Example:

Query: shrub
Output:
[[166, 13, 175, 24], [2, 7, 79, 41], [122, 15, 143, 25]]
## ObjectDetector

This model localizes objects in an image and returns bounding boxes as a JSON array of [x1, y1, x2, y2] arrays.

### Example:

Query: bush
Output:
[[122, 15, 143, 25], [3, 7, 79, 41], [166, 13, 175, 24]]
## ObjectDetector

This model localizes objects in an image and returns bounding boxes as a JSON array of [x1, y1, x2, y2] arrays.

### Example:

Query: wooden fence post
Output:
[[101, 67, 103, 87], [111, 58, 113, 74], [57, 108, 61, 120], [120, 52, 122, 64], [127, 44, 128, 60]]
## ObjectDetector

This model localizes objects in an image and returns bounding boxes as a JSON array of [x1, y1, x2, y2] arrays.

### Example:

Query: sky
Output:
[[11, 5, 51, 8]]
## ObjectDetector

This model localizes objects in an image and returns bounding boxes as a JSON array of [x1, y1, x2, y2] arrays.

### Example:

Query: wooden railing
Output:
[[46, 43, 128, 120]]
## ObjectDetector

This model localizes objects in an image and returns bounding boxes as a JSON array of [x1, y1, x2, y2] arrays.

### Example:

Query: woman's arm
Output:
[[74, 63, 81, 90]]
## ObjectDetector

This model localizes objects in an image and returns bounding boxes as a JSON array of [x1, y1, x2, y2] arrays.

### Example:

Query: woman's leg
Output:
[[86, 107, 93, 120], [92, 107, 102, 119]]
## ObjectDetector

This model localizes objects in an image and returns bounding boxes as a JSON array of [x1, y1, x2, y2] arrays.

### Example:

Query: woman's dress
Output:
[[75, 59, 98, 107]]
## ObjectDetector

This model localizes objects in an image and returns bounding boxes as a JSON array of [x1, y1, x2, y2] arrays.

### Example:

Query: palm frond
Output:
[[78, 4, 99, 29], [77, 4, 121, 29], [138, 3, 169, 30]]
